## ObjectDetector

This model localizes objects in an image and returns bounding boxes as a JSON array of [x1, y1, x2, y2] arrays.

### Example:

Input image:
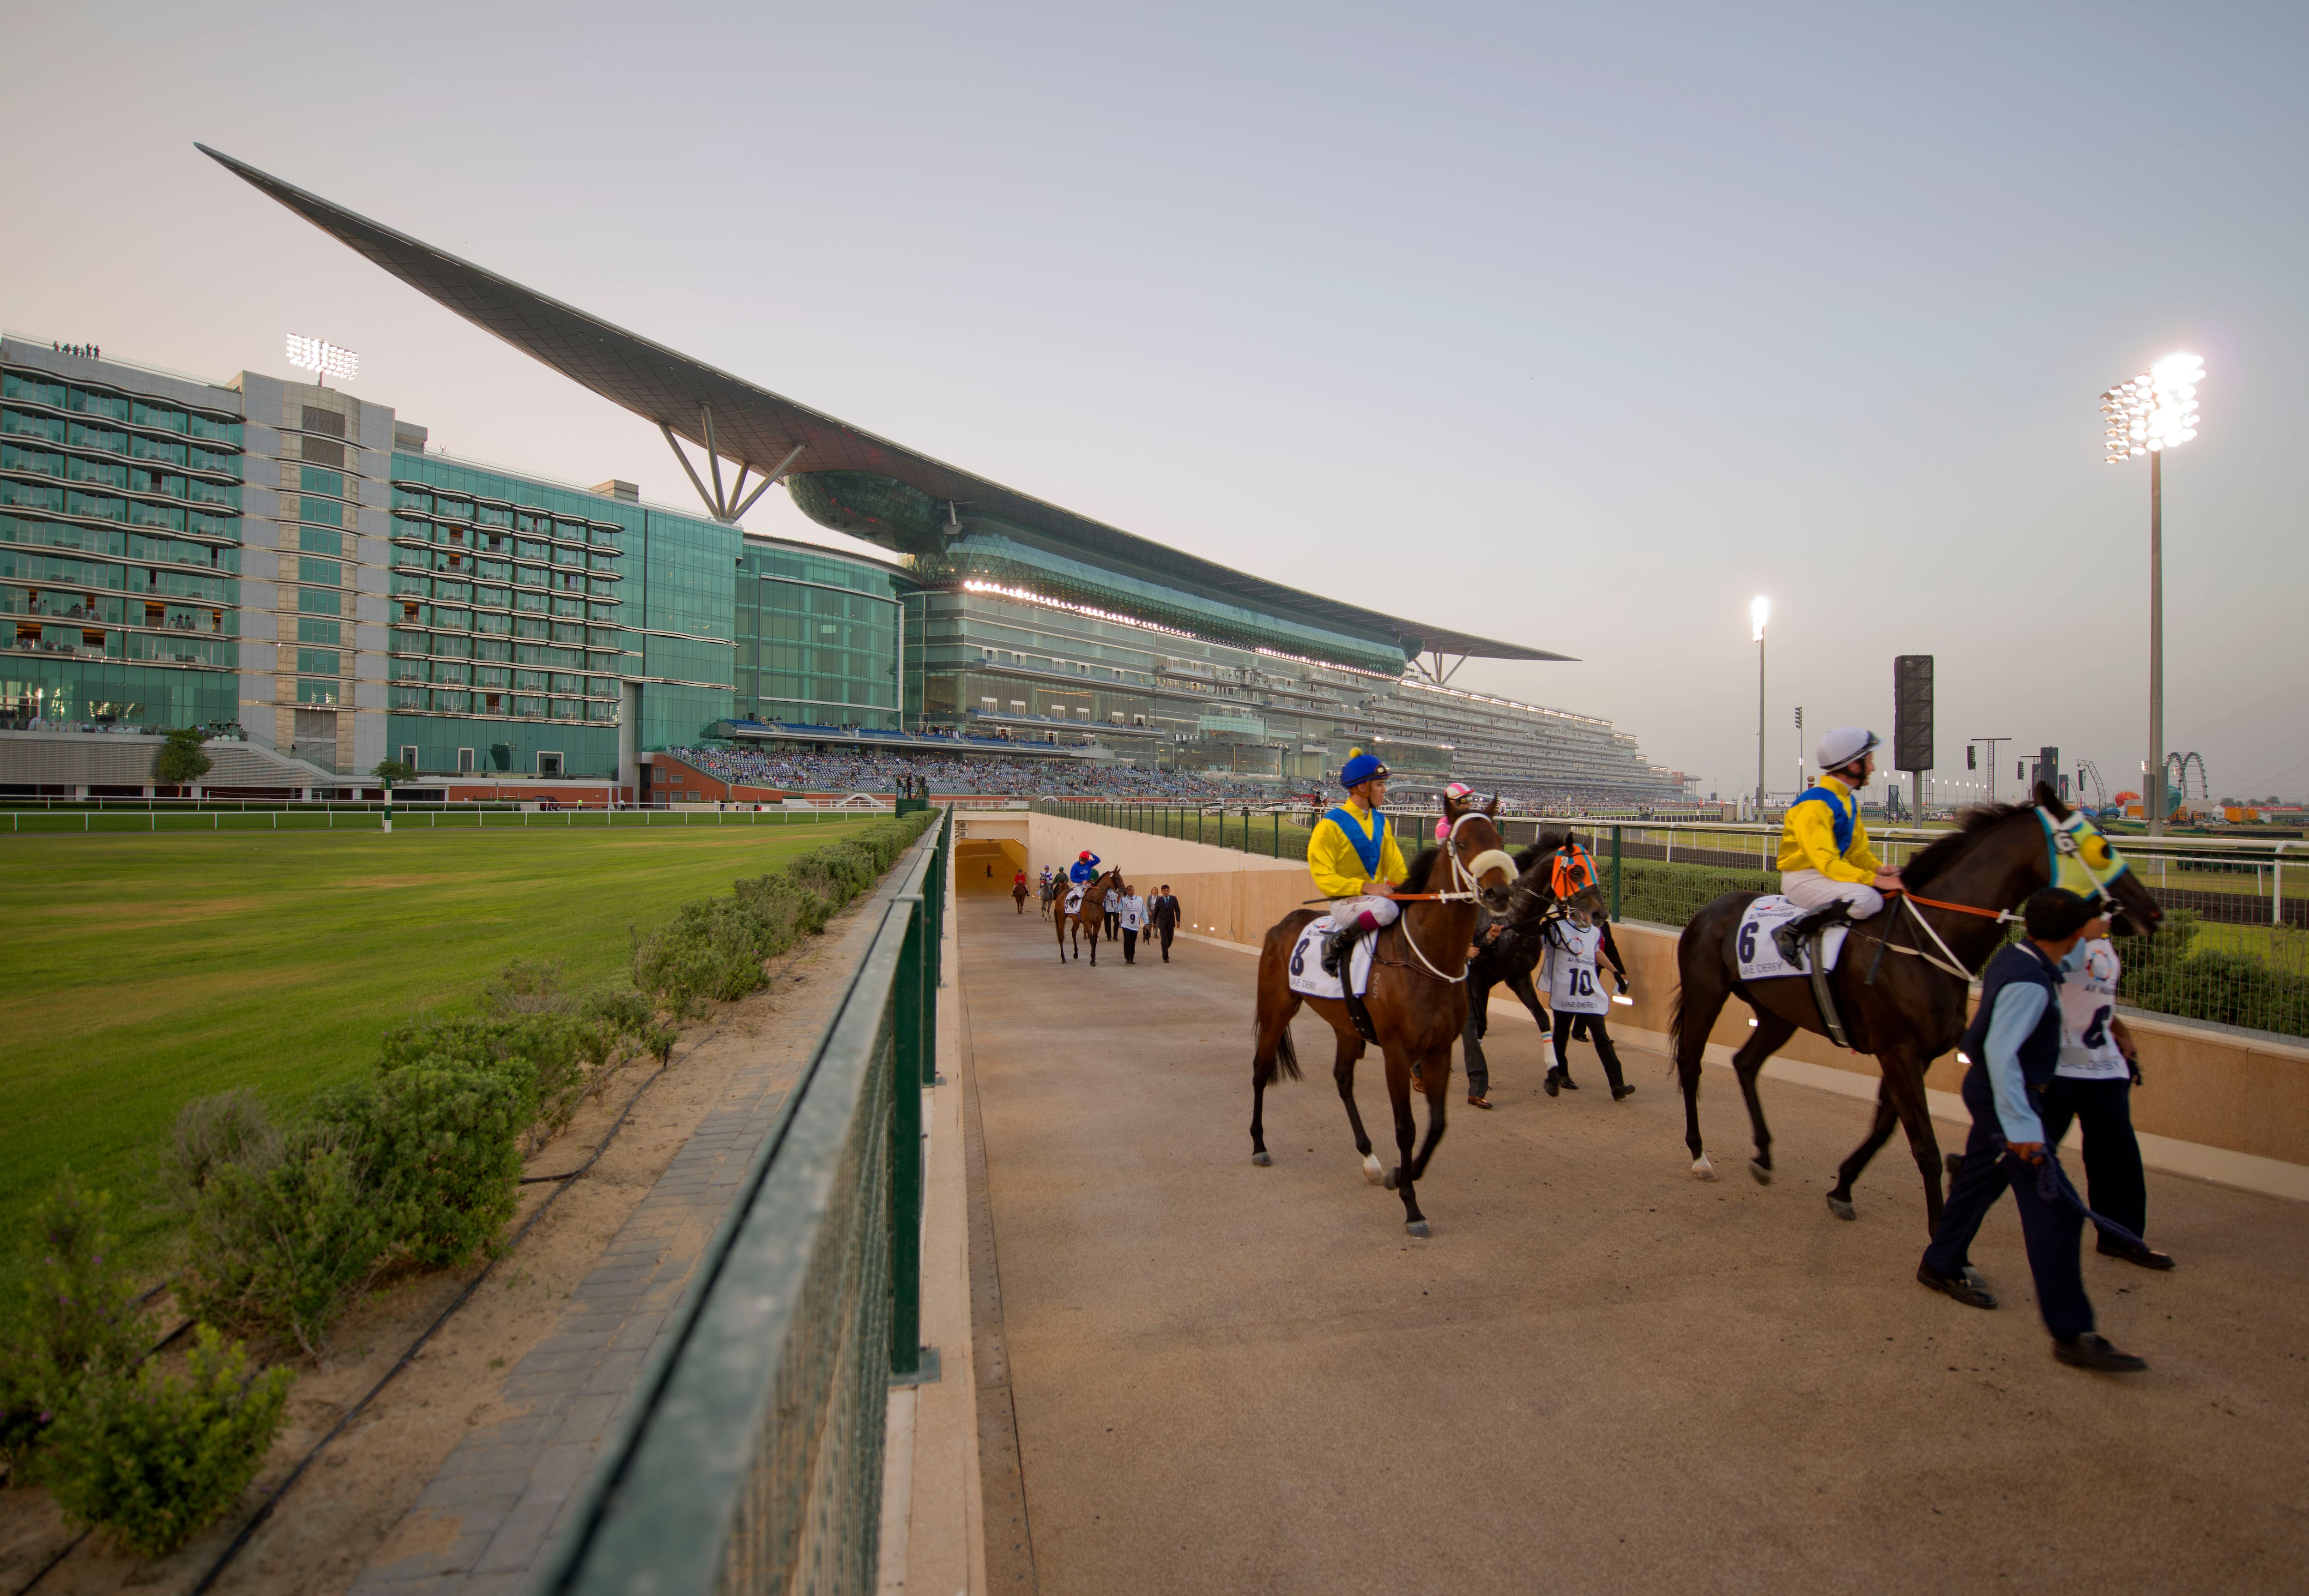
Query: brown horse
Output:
[[1057, 867, 1125, 964], [1013, 875, 1031, 914], [1248, 794, 1517, 1235], [1667, 785, 2163, 1234]]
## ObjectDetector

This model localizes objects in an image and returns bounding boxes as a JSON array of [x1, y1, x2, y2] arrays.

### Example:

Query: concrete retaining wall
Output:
[[980, 809, 2309, 1200]]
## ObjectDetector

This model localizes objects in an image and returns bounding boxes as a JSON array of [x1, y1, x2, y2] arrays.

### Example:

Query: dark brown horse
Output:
[[1667, 785, 2162, 1233], [1463, 831, 1611, 1089], [1248, 794, 1517, 1235], [1013, 874, 1031, 914], [1057, 867, 1125, 964]]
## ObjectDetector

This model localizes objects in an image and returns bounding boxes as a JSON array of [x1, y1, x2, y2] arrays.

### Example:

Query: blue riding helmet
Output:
[[1339, 747, 1390, 790]]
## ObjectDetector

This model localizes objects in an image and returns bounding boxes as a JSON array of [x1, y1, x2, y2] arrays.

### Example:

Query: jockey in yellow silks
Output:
[[1773, 725, 1904, 963], [1311, 747, 1409, 975]]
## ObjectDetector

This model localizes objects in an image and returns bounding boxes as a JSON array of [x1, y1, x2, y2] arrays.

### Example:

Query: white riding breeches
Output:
[[1780, 869, 1883, 920], [1330, 895, 1401, 934]]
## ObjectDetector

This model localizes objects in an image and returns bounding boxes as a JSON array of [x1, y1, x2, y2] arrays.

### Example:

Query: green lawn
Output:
[[0, 821, 876, 1265]]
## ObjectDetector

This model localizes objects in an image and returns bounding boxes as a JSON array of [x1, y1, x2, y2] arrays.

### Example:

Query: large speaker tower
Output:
[[1893, 655, 1933, 822]]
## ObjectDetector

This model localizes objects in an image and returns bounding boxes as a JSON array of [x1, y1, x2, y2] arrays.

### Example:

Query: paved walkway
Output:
[[959, 896, 2309, 1594], [350, 883, 907, 1596]]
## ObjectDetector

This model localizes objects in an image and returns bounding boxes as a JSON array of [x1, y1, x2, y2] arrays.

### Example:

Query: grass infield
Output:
[[0, 821, 877, 1264]]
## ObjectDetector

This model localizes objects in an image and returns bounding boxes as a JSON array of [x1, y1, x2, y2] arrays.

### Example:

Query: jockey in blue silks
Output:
[[1067, 850, 1103, 886]]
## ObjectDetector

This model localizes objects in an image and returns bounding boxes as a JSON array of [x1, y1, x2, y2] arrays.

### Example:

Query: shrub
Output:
[[0, 1173, 148, 1467], [1609, 861, 1780, 928], [176, 1126, 388, 1357], [478, 958, 575, 1018], [629, 813, 937, 1013], [156, 1090, 281, 1218], [331, 1055, 535, 1270], [42, 1325, 293, 1558]]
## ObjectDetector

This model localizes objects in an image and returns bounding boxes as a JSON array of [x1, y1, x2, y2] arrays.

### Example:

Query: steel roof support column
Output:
[[660, 422, 723, 520], [700, 404, 728, 518]]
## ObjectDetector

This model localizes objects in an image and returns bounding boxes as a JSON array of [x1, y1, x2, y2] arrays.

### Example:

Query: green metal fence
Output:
[[539, 807, 949, 1596], [1033, 802, 2309, 1040]]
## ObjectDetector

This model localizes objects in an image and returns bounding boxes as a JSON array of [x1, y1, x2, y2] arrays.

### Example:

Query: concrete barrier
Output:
[[975, 809, 2309, 1202]]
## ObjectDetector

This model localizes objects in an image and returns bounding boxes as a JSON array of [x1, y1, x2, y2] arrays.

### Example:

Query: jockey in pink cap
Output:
[[1435, 783, 1475, 841]]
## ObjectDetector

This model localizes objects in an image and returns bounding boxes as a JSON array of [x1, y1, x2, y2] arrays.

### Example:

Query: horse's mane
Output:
[[1511, 828, 1578, 874], [1898, 801, 2043, 892]]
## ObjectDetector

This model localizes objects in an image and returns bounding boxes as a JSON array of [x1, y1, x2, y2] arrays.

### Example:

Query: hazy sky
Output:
[[9, 2, 2303, 801]]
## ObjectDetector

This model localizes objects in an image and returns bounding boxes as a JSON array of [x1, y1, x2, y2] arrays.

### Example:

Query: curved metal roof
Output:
[[197, 144, 1569, 665]]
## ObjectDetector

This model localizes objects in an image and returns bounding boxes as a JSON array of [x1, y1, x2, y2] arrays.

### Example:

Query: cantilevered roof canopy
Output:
[[198, 144, 1568, 665]]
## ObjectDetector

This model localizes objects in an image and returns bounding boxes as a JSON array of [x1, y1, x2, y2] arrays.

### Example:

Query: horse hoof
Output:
[[1383, 1169, 1400, 1191], [1691, 1155, 1717, 1181], [1252, 1150, 1273, 1167], [1362, 1153, 1384, 1184], [1405, 1221, 1431, 1238], [1825, 1193, 1856, 1221], [1750, 1159, 1773, 1186]]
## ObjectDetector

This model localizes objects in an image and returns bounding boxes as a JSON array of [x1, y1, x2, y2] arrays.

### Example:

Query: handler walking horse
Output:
[[1667, 785, 2161, 1233], [1013, 874, 1031, 914], [1463, 831, 1610, 1096], [1247, 795, 1517, 1235], [1058, 867, 1126, 964]]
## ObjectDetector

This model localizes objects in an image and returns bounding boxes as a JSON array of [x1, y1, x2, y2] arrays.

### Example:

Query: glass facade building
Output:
[[1, 341, 247, 734], [2, 337, 1682, 798]]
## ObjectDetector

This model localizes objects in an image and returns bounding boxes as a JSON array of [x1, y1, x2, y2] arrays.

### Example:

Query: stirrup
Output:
[[1774, 904, 1847, 967], [1319, 927, 1355, 978]]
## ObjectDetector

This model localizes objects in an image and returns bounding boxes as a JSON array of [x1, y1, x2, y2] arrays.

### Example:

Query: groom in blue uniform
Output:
[[1917, 886, 2148, 1373]]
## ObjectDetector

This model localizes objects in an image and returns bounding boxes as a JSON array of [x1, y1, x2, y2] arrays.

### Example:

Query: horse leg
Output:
[[1405, 1046, 1451, 1181], [1251, 988, 1303, 1166], [1825, 1083, 1901, 1220], [1877, 1047, 1949, 1237], [1330, 1027, 1382, 1183], [1674, 982, 1733, 1181], [1508, 969, 1552, 1031], [1379, 1055, 1429, 1235], [1731, 1010, 1799, 1184], [1088, 925, 1098, 966]]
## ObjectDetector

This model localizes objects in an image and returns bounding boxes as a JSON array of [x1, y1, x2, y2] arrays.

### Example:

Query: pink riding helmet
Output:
[[1434, 782, 1475, 841]]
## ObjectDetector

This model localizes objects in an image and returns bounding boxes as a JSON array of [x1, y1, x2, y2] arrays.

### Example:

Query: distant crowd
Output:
[[671, 745, 1236, 801]]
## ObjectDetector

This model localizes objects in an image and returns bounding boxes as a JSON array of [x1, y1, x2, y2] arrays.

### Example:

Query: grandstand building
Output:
[[0, 151, 1691, 802]]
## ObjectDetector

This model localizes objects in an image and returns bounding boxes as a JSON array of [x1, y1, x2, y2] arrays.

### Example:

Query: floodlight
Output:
[[1750, 595, 1770, 641], [2100, 350, 2200, 463], [285, 333, 359, 385]]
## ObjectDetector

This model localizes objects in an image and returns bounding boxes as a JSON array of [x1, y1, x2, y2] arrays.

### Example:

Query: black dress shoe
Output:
[[1558, 1073, 1581, 1090], [1612, 1084, 1637, 1101], [1917, 1264, 1998, 1309], [2097, 1236, 2176, 1270], [2054, 1334, 2148, 1373]]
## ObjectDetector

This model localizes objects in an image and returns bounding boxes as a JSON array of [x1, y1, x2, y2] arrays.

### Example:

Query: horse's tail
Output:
[[1273, 1026, 1303, 1082], [1668, 984, 1688, 1060]]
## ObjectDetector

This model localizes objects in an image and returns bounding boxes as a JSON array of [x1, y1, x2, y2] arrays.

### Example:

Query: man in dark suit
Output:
[[1148, 885, 1181, 962]]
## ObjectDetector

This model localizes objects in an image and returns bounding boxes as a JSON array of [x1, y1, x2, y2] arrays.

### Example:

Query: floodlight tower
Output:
[[1751, 596, 1770, 819], [285, 333, 359, 387], [2101, 352, 2202, 835]]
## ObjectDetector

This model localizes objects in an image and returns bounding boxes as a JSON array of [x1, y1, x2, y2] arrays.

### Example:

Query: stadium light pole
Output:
[[1751, 596, 1770, 820], [2102, 353, 2202, 837]]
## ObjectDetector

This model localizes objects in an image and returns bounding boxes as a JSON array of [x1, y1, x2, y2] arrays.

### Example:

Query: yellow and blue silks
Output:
[[1308, 800, 1408, 901]]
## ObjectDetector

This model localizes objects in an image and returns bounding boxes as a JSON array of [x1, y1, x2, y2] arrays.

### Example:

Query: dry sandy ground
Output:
[[0, 891, 881, 1596], [960, 896, 2309, 1596]]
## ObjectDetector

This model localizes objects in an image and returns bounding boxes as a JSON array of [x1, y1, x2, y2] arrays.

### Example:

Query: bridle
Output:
[[1389, 810, 1517, 983], [1869, 805, 2138, 981]]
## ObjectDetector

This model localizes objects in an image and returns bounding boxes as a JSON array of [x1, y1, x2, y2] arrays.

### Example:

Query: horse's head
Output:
[[1441, 791, 1517, 913], [1907, 783, 2163, 937], [1501, 830, 1606, 929]]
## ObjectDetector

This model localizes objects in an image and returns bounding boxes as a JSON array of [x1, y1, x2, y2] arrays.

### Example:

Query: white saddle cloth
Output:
[[1735, 895, 1850, 982], [1064, 885, 1086, 915], [1287, 915, 1377, 1000]]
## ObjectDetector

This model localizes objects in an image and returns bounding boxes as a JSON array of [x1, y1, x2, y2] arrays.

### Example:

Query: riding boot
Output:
[[1320, 924, 1362, 979], [1773, 901, 1853, 967]]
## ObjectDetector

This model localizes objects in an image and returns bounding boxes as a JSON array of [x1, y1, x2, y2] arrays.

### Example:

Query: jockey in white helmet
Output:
[[1773, 725, 1904, 964]]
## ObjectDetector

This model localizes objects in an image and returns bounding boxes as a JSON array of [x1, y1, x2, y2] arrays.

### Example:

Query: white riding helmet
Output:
[[1815, 726, 1880, 772]]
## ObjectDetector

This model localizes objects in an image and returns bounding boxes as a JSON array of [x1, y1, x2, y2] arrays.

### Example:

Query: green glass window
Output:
[[297, 556, 341, 586], [297, 587, 342, 617], [294, 495, 344, 526], [297, 617, 341, 645], [295, 678, 338, 706], [296, 648, 341, 675], [298, 467, 346, 496], [298, 525, 343, 556]]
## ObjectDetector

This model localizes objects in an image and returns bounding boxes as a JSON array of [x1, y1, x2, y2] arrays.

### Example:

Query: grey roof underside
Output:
[[195, 144, 1568, 664]]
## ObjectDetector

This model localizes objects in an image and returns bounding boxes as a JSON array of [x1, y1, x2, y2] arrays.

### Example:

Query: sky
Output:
[[8, 1, 2304, 802]]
